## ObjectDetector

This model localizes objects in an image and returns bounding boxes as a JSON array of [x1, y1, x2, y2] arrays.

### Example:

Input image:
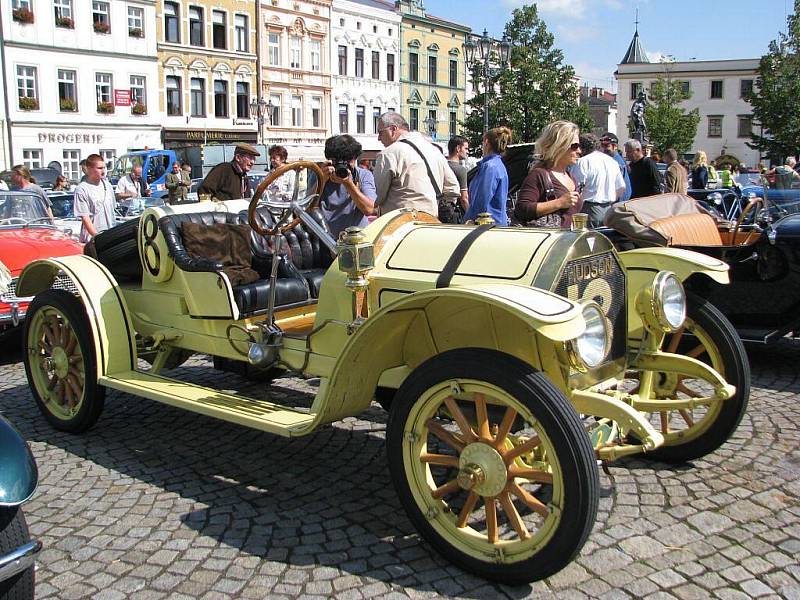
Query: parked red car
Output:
[[0, 191, 84, 336]]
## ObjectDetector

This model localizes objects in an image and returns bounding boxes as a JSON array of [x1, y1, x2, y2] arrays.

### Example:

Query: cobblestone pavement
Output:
[[1, 337, 799, 600]]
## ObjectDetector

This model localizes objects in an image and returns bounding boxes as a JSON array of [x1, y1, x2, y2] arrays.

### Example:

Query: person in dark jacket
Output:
[[624, 139, 663, 198], [198, 144, 260, 200], [691, 151, 709, 190], [600, 132, 631, 202]]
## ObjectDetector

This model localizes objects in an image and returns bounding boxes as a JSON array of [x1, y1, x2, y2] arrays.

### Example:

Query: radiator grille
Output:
[[1, 273, 79, 303], [552, 251, 626, 363]]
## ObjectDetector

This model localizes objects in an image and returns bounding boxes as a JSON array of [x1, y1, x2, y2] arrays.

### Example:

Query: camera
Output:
[[333, 161, 351, 179], [325, 135, 362, 180]]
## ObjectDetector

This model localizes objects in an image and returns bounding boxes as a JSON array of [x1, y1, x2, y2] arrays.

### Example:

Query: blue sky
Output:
[[423, 0, 791, 92]]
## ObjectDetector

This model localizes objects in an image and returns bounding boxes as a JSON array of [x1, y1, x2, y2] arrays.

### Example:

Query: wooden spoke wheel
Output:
[[23, 290, 105, 433], [248, 161, 326, 236], [387, 349, 598, 584], [627, 293, 749, 462]]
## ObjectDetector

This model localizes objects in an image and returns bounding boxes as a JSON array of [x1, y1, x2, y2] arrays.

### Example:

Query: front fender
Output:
[[0, 415, 37, 506], [310, 283, 587, 425], [17, 256, 136, 376]]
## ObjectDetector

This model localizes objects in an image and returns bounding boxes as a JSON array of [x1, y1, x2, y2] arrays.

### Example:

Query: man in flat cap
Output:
[[198, 143, 260, 200]]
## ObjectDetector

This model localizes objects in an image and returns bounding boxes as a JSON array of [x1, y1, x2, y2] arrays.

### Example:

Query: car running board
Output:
[[99, 370, 315, 436]]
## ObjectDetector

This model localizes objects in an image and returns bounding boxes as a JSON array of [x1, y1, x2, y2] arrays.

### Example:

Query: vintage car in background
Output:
[[0, 168, 61, 191], [0, 413, 41, 600], [16, 161, 747, 583], [0, 192, 84, 337]]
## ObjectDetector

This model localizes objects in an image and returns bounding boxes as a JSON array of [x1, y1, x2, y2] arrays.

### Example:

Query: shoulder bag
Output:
[[399, 139, 463, 223]]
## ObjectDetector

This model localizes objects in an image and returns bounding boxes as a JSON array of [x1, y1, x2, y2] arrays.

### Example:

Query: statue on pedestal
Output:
[[629, 91, 648, 144]]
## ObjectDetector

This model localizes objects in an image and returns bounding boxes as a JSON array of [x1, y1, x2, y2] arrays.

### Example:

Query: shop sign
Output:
[[38, 133, 104, 144], [162, 129, 257, 143], [114, 89, 131, 106]]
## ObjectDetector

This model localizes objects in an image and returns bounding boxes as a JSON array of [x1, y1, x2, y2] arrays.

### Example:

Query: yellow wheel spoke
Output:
[[507, 465, 553, 484], [426, 419, 465, 452], [499, 492, 530, 540], [504, 435, 541, 465], [443, 396, 477, 442], [431, 478, 461, 500], [493, 407, 517, 450], [420, 453, 459, 468], [475, 393, 491, 441], [456, 492, 479, 528], [485, 497, 499, 543], [508, 481, 550, 518]]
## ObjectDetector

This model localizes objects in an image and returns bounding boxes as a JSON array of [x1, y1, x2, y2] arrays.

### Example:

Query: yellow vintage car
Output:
[[17, 162, 748, 584]]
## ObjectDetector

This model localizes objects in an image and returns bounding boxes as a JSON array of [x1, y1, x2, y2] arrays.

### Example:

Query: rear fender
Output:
[[0, 415, 37, 506], [17, 256, 136, 376], [311, 283, 586, 424]]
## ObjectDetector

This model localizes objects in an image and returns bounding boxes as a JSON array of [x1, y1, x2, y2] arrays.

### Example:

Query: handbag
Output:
[[399, 139, 461, 223]]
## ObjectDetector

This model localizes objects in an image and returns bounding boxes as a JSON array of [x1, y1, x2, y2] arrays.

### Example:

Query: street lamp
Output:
[[465, 29, 512, 133], [249, 97, 273, 144], [423, 114, 437, 139]]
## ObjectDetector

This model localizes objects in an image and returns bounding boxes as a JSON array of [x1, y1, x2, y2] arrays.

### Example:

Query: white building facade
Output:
[[330, 0, 400, 159], [2, 0, 162, 180], [616, 58, 760, 167]]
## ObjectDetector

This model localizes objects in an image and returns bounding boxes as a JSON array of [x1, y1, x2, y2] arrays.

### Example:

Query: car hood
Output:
[[0, 227, 84, 275]]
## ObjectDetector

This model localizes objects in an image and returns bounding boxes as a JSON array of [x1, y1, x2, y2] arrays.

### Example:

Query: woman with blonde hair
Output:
[[514, 120, 582, 228], [9, 164, 54, 222], [691, 151, 709, 190], [463, 126, 513, 225]]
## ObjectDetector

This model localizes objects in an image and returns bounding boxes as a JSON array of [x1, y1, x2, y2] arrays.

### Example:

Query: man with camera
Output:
[[320, 135, 377, 239]]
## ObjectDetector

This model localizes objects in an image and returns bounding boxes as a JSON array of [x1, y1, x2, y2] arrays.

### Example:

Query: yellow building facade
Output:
[[396, 0, 469, 143], [156, 0, 259, 147]]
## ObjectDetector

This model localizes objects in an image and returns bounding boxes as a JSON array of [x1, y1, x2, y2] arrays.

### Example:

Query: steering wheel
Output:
[[729, 197, 764, 244], [248, 161, 326, 236]]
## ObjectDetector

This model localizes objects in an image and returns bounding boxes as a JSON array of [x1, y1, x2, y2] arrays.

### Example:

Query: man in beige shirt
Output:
[[372, 112, 460, 217]]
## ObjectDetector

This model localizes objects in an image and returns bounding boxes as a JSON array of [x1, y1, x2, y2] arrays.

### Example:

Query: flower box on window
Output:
[[60, 98, 77, 111], [131, 102, 147, 115], [129, 27, 143, 38], [97, 101, 115, 114], [12, 8, 34, 24], [93, 22, 110, 34], [55, 16, 74, 29], [18, 96, 38, 111]]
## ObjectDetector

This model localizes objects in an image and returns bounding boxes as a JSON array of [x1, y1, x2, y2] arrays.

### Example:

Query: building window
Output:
[[427, 109, 437, 135], [58, 69, 76, 111], [22, 149, 42, 169], [214, 80, 228, 117], [388, 28, 393, 36], [356, 105, 365, 134], [212, 10, 226, 49], [311, 96, 321, 127], [310, 39, 321, 72], [373, 25, 377, 33], [372, 51, 379, 79], [269, 94, 280, 126], [630, 82, 642, 99], [355, 48, 364, 78], [449, 60, 457, 87], [95, 72, 112, 106], [290, 37, 301, 69], [428, 56, 437, 85], [166, 76, 181, 115], [710, 80, 723, 99], [338, 45, 347, 76], [234, 15, 248, 52], [12, 0, 32, 9], [356, 21, 361, 30], [387, 54, 395, 81], [236, 81, 249, 118], [339, 18, 344, 27], [130, 75, 146, 110], [164, 2, 179, 43], [189, 6, 203, 46], [450, 111, 457, 137], [738, 115, 753, 138], [409, 108, 418, 131], [708, 116, 723, 138], [373, 106, 381, 133], [190, 77, 205, 117], [679, 81, 690, 95], [339, 104, 348, 133], [54, 0, 73, 23], [92, 1, 110, 32], [268, 32, 280, 66], [127, 6, 144, 36], [409, 53, 418, 82], [740, 79, 754, 98], [99, 149, 116, 170], [16, 65, 37, 110], [291, 95, 302, 126], [62, 150, 80, 182]]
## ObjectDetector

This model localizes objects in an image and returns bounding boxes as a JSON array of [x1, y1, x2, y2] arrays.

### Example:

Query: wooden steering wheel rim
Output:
[[729, 197, 763, 245], [248, 160, 327, 236]]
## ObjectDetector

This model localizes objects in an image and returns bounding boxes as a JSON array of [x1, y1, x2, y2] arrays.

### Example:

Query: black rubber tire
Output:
[[645, 292, 750, 462], [386, 348, 599, 584], [0, 507, 35, 600], [91, 218, 138, 253], [23, 290, 106, 433]]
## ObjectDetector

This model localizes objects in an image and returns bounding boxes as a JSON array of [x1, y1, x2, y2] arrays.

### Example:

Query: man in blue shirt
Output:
[[600, 132, 631, 203], [320, 135, 377, 239]]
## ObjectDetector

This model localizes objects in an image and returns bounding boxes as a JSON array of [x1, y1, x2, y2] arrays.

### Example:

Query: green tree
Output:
[[642, 77, 700, 156], [461, 4, 592, 150], [747, 0, 800, 160]]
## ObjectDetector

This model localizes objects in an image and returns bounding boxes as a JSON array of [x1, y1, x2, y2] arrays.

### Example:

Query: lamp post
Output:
[[464, 29, 512, 133], [249, 97, 273, 145]]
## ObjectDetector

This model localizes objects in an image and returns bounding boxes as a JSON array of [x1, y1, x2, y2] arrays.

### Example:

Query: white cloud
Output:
[[502, 0, 624, 20], [647, 50, 670, 63]]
